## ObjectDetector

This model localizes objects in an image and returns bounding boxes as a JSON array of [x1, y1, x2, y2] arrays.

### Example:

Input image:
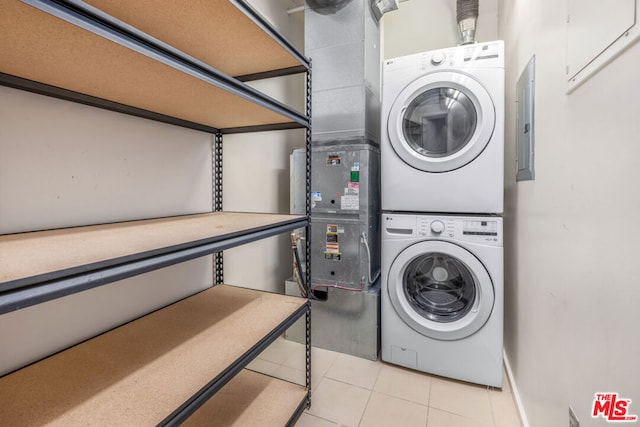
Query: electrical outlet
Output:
[[569, 405, 580, 427]]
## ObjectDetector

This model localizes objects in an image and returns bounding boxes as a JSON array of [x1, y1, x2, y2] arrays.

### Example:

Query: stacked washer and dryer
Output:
[[380, 41, 505, 387]]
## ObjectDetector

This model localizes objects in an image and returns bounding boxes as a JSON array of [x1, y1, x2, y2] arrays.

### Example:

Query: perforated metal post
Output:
[[214, 132, 224, 285], [305, 60, 312, 407]]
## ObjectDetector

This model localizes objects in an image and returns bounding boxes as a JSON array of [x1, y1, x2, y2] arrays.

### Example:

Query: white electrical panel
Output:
[[516, 56, 535, 182]]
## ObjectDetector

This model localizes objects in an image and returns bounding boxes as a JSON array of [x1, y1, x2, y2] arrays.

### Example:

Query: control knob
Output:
[[430, 220, 445, 234], [431, 52, 446, 65]]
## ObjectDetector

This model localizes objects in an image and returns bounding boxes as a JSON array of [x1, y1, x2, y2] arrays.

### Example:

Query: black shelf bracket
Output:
[[214, 132, 224, 286]]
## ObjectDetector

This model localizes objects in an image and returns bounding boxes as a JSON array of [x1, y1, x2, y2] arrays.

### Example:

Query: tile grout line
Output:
[[425, 373, 433, 427], [297, 348, 520, 427], [427, 375, 497, 427], [487, 385, 497, 427], [372, 389, 433, 408], [355, 366, 382, 427], [428, 407, 496, 426]]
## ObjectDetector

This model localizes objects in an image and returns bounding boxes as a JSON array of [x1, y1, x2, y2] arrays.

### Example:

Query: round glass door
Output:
[[403, 88, 477, 158], [387, 240, 494, 340], [387, 71, 495, 172], [403, 252, 476, 323]]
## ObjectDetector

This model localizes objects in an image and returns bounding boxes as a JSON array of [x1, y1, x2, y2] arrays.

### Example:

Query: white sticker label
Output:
[[311, 192, 322, 201], [341, 195, 360, 210], [344, 187, 359, 196]]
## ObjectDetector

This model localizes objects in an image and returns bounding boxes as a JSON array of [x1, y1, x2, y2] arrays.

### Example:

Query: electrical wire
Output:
[[310, 281, 365, 296], [309, 232, 380, 297], [360, 232, 381, 285], [290, 232, 308, 298]]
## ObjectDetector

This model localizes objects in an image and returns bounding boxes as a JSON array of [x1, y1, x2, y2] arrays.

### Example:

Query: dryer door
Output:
[[387, 71, 495, 173], [387, 240, 494, 340]]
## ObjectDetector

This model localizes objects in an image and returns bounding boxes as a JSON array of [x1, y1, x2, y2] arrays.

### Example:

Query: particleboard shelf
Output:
[[0, 0, 309, 132], [183, 369, 308, 427], [0, 212, 308, 313], [81, 0, 306, 78], [0, 285, 309, 426]]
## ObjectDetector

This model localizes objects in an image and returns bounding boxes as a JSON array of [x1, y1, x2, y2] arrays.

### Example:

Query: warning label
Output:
[[324, 252, 342, 261], [326, 155, 341, 165], [325, 225, 341, 259]]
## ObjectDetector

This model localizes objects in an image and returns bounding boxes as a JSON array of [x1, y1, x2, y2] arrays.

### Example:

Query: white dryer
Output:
[[381, 41, 504, 214], [381, 213, 503, 387]]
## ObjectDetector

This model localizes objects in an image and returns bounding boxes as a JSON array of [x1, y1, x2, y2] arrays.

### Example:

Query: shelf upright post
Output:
[[214, 132, 224, 286], [304, 59, 312, 408]]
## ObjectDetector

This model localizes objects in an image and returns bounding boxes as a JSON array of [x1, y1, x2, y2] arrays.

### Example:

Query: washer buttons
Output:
[[430, 220, 445, 233]]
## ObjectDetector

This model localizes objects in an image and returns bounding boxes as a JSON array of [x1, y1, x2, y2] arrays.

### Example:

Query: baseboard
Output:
[[504, 350, 530, 427]]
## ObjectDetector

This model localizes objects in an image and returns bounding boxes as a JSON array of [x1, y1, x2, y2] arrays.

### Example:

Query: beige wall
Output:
[[0, 87, 214, 376], [382, 0, 499, 59], [501, 0, 640, 426]]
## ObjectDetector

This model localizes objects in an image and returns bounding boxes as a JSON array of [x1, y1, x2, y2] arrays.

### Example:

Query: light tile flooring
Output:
[[248, 338, 523, 427]]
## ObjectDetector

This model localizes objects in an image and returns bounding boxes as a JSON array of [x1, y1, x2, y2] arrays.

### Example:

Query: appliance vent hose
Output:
[[456, 0, 479, 45]]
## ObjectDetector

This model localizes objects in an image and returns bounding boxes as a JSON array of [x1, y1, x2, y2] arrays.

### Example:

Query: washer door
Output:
[[387, 240, 494, 340], [387, 71, 495, 172]]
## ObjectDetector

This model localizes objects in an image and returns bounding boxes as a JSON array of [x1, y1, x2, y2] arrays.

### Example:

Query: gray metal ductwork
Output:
[[305, 0, 382, 144], [306, 0, 353, 15], [457, 0, 479, 45], [293, 1, 383, 360], [370, 0, 399, 21], [307, 0, 397, 21]]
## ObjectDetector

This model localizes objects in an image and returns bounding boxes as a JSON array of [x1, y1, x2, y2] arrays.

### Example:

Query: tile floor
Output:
[[248, 338, 523, 427]]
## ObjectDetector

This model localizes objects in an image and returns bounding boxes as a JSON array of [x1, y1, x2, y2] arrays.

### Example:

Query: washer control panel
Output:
[[430, 220, 445, 233], [417, 217, 456, 238], [463, 219, 498, 236], [384, 214, 502, 246]]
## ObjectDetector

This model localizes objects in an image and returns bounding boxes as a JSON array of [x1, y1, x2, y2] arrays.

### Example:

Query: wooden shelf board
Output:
[[82, 0, 305, 78], [0, 212, 305, 290], [0, 0, 301, 130], [183, 369, 307, 426], [0, 285, 307, 426]]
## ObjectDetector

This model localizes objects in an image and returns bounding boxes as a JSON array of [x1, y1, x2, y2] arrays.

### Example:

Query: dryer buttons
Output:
[[431, 53, 446, 65]]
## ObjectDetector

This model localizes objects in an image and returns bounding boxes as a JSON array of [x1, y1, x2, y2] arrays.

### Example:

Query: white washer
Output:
[[382, 41, 504, 214], [381, 213, 503, 387]]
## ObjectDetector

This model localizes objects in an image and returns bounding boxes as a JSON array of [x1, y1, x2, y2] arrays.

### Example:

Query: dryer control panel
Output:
[[384, 40, 504, 74]]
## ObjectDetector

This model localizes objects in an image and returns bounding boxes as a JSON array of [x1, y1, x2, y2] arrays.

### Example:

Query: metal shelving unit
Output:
[[0, 0, 310, 133], [0, 212, 308, 314], [0, 286, 309, 426], [0, 0, 312, 424]]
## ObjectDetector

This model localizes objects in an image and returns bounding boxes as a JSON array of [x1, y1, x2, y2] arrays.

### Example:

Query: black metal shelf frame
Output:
[[2, 0, 313, 423], [304, 60, 313, 405], [0, 218, 309, 315], [5, 0, 311, 134], [232, 0, 308, 69], [0, 72, 222, 134]]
